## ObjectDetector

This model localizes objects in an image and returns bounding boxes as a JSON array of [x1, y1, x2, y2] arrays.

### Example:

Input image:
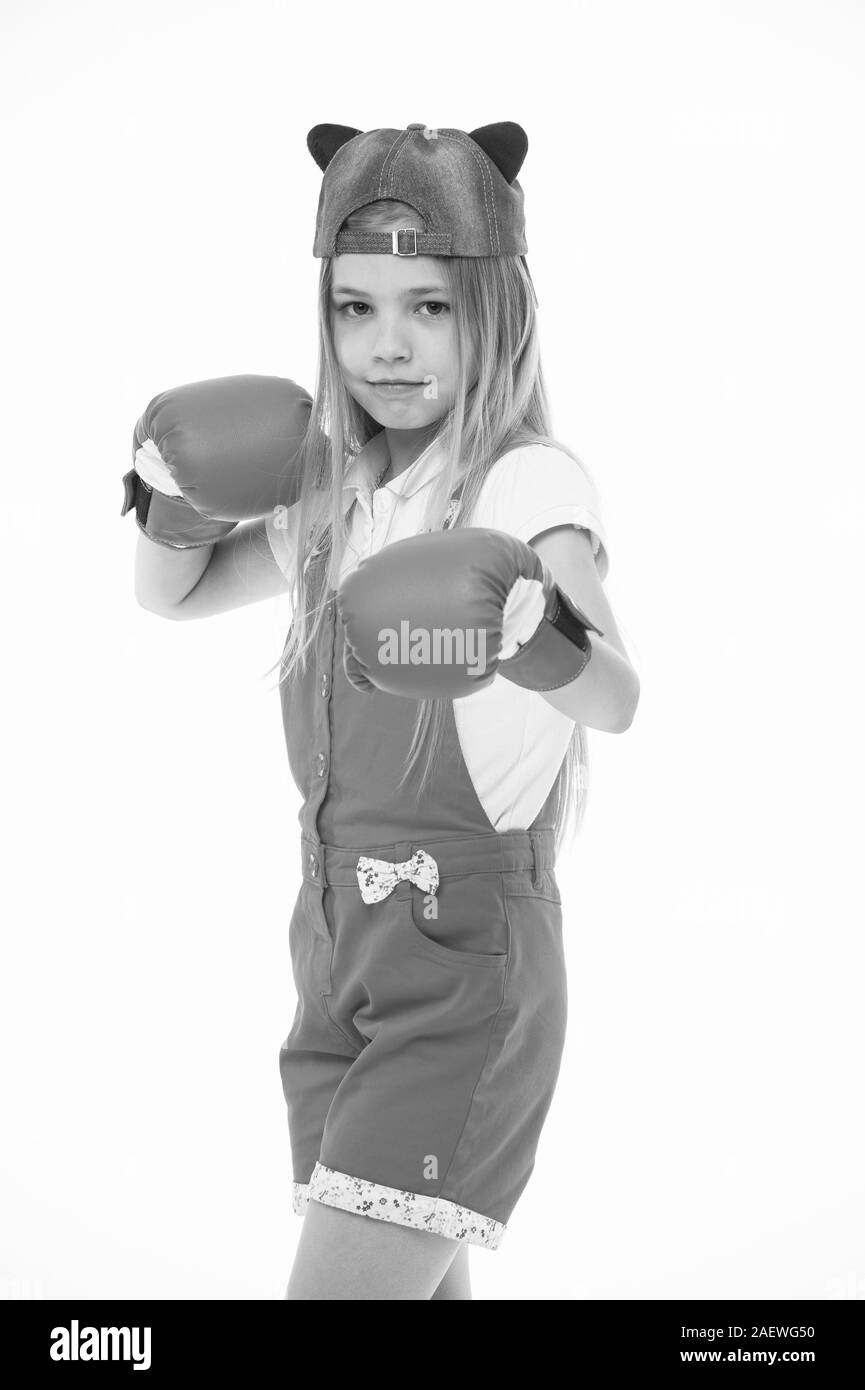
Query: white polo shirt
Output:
[[265, 431, 610, 832]]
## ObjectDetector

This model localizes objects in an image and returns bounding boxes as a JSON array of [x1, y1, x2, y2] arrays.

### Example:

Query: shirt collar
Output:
[[342, 431, 458, 501]]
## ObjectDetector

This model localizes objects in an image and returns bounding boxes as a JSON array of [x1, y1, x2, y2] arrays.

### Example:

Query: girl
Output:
[[128, 121, 639, 1301]]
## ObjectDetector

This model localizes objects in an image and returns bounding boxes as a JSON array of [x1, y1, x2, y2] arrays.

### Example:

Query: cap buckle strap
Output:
[[392, 228, 418, 256]]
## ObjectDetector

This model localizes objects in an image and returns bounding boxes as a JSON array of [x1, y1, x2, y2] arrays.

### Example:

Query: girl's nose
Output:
[[370, 316, 413, 355]]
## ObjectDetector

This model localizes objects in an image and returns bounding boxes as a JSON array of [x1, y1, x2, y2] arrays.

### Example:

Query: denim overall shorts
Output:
[[278, 509, 568, 1250]]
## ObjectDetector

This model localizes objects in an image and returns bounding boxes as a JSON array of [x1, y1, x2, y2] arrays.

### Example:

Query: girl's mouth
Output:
[[369, 382, 423, 395]]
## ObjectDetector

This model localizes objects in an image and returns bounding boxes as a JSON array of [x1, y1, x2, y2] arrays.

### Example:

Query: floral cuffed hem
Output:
[[291, 1161, 506, 1250]]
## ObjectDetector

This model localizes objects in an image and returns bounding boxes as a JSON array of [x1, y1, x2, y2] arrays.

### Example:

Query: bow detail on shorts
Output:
[[356, 849, 440, 905]]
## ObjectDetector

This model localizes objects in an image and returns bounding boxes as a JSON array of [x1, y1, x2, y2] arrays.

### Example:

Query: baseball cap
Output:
[[308, 122, 529, 258]]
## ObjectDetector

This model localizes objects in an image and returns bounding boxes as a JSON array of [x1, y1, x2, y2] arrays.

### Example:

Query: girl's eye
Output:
[[333, 300, 453, 318]]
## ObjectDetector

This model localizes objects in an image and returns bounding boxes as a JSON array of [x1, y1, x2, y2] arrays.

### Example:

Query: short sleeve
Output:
[[468, 444, 610, 580]]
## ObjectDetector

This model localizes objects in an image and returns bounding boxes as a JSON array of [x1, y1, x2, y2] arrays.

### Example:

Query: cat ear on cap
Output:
[[306, 120, 529, 185], [468, 122, 528, 184], [307, 124, 363, 172]]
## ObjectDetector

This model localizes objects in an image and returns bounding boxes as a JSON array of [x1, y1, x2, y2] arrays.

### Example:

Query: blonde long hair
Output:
[[265, 198, 591, 854]]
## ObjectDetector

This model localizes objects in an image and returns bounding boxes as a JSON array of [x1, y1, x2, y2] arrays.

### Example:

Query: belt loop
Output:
[[530, 831, 543, 889], [304, 839, 327, 888]]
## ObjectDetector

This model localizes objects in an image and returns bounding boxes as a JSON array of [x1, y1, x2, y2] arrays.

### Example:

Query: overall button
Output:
[[320, 673, 329, 697], [307, 852, 319, 878], [315, 751, 328, 777]]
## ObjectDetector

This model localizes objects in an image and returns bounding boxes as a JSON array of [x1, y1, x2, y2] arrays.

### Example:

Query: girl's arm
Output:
[[136, 517, 290, 620], [530, 524, 639, 733]]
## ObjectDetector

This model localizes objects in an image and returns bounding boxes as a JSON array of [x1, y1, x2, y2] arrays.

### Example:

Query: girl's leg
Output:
[[431, 1242, 472, 1300], [285, 1199, 464, 1301]]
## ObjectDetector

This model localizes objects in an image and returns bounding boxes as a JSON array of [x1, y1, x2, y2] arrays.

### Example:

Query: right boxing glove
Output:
[[121, 374, 313, 549]]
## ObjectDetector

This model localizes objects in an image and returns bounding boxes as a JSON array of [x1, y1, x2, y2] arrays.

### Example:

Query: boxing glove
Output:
[[337, 527, 604, 699], [121, 374, 313, 548]]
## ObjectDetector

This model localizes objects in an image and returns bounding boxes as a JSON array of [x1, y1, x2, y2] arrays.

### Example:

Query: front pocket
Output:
[[398, 873, 510, 969]]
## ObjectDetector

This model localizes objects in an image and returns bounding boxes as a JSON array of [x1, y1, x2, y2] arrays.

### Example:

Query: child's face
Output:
[[329, 253, 470, 430]]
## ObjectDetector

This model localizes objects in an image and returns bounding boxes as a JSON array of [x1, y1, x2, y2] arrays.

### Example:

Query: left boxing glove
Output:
[[337, 527, 604, 699], [121, 374, 312, 548]]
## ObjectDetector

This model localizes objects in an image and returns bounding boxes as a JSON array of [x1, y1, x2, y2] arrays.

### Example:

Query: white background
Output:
[[1, 0, 862, 1301]]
